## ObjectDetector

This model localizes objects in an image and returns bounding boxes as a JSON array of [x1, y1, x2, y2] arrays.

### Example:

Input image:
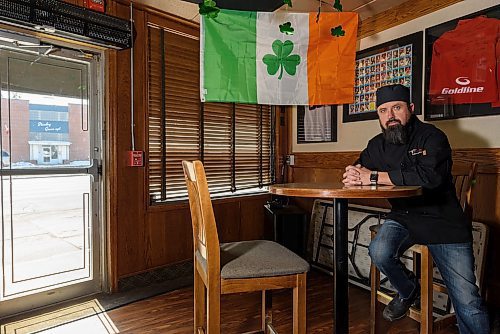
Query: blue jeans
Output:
[[368, 219, 490, 334]]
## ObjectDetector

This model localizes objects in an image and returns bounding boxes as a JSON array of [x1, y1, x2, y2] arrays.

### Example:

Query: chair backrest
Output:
[[451, 161, 477, 221], [182, 160, 220, 279]]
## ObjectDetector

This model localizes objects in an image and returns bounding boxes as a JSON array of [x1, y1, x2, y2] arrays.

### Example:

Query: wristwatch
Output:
[[370, 171, 379, 186]]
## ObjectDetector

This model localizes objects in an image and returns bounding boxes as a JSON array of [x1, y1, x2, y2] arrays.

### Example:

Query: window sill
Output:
[[148, 191, 271, 212]]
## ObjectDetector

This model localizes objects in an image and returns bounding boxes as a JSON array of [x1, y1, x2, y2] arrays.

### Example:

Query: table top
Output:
[[269, 182, 422, 199]]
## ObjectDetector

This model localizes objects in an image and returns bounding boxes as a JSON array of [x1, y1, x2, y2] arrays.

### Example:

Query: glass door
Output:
[[0, 40, 103, 318]]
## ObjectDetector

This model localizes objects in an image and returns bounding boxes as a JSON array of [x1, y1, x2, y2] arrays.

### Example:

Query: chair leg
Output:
[[261, 290, 273, 333], [194, 267, 206, 332], [370, 262, 378, 334], [420, 247, 433, 334], [206, 281, 221, 334], [293, 273, 307, 334]]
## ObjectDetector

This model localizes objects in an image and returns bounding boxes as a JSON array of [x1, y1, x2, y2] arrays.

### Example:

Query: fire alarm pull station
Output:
[[127, 150, 144, 167]]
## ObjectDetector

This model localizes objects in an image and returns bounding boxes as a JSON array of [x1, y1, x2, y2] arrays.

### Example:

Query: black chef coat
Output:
[[357, 115, 472, 244]]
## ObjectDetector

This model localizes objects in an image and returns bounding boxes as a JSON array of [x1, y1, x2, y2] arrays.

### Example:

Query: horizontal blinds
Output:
[[147, 25, 274, 203], [148, 26, 200, 202], [203, 102, 233, 194], [164, 29, 200, 200], [147, 26, 164, 201], [235, 104, 272, 190]]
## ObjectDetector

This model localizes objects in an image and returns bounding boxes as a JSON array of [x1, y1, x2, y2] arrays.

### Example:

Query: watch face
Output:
[[370, 172, 378, 182]]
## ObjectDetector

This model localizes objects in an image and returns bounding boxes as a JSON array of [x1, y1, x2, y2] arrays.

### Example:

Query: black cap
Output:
[[376, 84, 411, 108]]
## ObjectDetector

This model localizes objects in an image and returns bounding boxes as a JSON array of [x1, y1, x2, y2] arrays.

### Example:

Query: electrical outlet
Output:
[[286, 154, 295, 166]]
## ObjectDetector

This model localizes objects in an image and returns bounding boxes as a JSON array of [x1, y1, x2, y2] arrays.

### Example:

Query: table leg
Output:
[[273, 216, 278, 242], [333, 198, 349, 333]]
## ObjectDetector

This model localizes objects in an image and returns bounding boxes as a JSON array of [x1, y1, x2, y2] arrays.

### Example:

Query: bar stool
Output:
[[369, 162, 478, 334]]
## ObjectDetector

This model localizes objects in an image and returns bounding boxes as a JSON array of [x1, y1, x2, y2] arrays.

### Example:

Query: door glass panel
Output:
[[2, 174, 92, 299], [0, 50, 90, 169]]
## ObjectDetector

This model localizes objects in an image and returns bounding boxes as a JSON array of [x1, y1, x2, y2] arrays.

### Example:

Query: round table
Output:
[[269, 182, 422, 334]]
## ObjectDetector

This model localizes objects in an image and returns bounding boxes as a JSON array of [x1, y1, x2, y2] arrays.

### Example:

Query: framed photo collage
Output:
[[343, 31, 423, 123]]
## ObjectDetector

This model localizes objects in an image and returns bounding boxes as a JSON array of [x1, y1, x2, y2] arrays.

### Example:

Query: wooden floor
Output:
[[108, 270, 459, 333]]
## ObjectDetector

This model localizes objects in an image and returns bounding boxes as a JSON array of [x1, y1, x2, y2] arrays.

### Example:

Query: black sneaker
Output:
[[382, 286, 420, 321]]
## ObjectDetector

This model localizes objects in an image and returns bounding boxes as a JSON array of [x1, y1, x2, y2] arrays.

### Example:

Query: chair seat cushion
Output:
[[196, 240, 308, 279]]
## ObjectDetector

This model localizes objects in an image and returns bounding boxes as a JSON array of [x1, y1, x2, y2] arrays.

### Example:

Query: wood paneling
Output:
[[115, 0, 199, 30], [213, 202, 241, 243], [358, 0, 463, 39], [147, 208, 193, 269], [62, 0, 85, 6], [102, 1, 272, 287], [293, 152, 360, 169], [289, 149, 500, 307], [453, 148, 500, 174], [110, 5, 148, 280], [239, 197, 272, 241]]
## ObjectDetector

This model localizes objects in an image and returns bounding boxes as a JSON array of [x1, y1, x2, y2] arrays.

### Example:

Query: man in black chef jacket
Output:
[[342, 84, 489, 334]]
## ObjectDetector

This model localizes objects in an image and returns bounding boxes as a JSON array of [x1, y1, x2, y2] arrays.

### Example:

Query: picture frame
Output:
[[343, 31, 423, 123], [424, 5, 500, 121], [297, 105, 337, 143]]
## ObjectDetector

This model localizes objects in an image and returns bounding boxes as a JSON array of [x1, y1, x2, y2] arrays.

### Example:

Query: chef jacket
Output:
[[357, 115, 472, 244]]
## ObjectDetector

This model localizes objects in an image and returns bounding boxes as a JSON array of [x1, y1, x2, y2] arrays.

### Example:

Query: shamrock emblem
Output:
[[333, 0, 343, 12], [262, 40, 301, 80], [279, 22, 295, 35], [283, 0, 293, 8], [331, 25, 345, 37], [199, 0, 220, 19]]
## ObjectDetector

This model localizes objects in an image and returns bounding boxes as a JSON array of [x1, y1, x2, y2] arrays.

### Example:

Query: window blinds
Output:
[[147, 25, 275, 203]]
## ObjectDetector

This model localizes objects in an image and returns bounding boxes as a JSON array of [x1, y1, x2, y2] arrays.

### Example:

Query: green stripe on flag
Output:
[[203, 10, 257, 104]]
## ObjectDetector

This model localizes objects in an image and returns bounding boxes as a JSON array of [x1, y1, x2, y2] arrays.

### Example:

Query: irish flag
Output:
[[200, 10, 358, 105]]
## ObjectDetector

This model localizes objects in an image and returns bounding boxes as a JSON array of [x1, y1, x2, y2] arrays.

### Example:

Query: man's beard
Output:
[[381, 120, 408, 145]]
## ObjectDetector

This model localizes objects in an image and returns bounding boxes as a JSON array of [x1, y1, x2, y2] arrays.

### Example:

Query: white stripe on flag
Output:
[[256, 12, 309, 105]]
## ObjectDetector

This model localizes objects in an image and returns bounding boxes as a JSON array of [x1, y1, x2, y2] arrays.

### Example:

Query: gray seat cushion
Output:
[[197, 240, 310, 279], [221, 240, 310, 279]]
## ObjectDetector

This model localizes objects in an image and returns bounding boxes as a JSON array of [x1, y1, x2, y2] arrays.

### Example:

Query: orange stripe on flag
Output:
[[307, 12, 358, 105]]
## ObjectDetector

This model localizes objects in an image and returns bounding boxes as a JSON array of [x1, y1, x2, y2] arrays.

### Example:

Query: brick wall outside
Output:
[[1, 98, 89, 164]]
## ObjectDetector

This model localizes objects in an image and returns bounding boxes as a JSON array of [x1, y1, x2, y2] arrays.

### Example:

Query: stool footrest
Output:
[[433, 282, 448, 294], [376, 290, 423, 322]]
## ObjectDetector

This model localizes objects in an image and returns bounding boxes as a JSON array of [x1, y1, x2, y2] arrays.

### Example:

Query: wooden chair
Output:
[[182, 160, 309, 334], [369, 161, 479, 334]]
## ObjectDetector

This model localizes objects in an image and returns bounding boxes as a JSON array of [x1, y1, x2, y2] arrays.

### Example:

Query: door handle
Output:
[[86, 159, 101, 180]]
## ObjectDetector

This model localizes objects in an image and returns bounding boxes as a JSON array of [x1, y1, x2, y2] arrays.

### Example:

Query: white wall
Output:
[[292, 0, 500, 153]]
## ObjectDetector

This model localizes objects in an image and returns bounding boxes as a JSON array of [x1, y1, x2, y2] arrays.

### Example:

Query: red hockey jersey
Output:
[[429, 16, 500, 105]]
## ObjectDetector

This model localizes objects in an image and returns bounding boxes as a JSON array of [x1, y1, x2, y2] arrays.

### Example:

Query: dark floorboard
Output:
[[107, 270, 459, 333]]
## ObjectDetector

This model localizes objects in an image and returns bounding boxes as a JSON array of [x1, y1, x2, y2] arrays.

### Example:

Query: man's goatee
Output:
[[382, 123, 408, 145]]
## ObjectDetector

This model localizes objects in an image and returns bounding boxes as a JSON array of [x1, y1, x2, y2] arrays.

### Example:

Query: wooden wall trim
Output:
[[105, 0, 119, 293], [114, 0, 199, 29], [106, 48, 119, 292], [148, 193, 271, 213], [292, 151, 360, 169], [358, 0, 463, 39], [292, 148, 500, 174], [452, 148, 500, 174], [117, 0, 463, 40]]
